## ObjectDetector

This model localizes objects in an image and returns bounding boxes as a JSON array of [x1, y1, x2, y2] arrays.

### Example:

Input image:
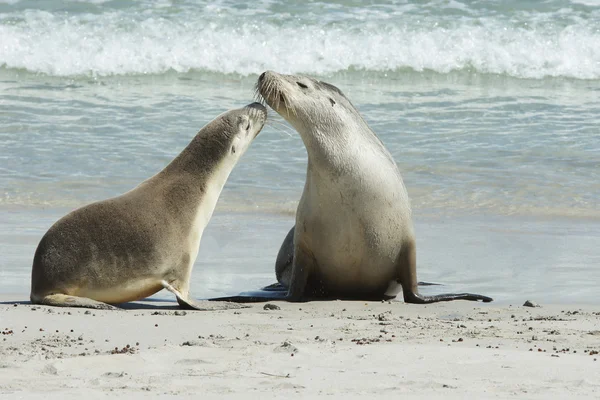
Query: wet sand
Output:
[[1, 297, 598, 399], [2, 206, 600, 304]]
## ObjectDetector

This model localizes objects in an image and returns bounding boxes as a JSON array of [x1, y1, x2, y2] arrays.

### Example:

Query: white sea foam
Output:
[[571, 0, 600, 5], [0, 9, 599, 79]]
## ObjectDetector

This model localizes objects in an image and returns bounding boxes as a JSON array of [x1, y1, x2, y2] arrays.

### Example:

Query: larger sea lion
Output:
[[213, 72, 492, 304], [31, 103, 267, 310]]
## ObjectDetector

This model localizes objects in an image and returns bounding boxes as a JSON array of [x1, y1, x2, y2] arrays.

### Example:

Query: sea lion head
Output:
[[188, 102, 267, 171], [256, 71, 362, 138]]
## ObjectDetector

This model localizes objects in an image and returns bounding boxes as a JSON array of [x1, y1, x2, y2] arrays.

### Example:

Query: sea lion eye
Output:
[[329, 98, 336, 106], [231, 146, 236, 154], [297, 82, 308, 89]]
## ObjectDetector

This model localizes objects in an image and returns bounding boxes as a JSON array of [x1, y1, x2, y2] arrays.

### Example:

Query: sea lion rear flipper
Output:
[[417, 281, 441, 286], [207, 287, 289, 303], [31, 293, 120, 310], [212, 237, 316, 303], [261, 282, 287, 291]]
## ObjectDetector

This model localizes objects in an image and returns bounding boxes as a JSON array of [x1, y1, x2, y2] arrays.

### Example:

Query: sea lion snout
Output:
[[244, 102, 267, 124], [259, 71, 279, 83]]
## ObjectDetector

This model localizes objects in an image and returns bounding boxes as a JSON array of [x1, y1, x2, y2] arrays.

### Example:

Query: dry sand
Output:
[[0, 296, 599, 399]]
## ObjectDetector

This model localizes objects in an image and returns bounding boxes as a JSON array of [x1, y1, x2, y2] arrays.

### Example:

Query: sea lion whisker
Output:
[[266, 124, 294, 138], [253, 84, 266, 106], [265, 120, 295, 137], [262, 79, 272, 106], [272, 82, 280, 111]]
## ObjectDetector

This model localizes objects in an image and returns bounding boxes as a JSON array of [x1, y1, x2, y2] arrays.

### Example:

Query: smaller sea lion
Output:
[[30, 103, 267, 310]]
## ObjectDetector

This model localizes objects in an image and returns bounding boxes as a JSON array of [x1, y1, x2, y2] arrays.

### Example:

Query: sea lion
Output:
[[213, 72, 492, 304], [30, 102, 267, 310]]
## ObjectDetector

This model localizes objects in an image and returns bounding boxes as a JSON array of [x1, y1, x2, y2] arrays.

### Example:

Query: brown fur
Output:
[[31, 103, 266, 310]]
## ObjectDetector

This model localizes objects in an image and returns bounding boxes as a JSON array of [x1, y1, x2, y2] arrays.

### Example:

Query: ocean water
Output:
[[1, 0, 599, 304]]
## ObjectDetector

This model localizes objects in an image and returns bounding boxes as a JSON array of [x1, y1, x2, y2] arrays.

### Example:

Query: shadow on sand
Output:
[[0, 297, 183, 311]]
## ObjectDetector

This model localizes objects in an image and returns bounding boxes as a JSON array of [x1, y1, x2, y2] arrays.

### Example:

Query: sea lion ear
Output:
[[329, 98, 336, 106]]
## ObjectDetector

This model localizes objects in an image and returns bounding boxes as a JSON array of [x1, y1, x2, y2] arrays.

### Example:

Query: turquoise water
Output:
[[1, 0, 599, 303]]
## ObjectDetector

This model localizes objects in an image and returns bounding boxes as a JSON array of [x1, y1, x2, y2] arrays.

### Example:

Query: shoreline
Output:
[[2, 206, 599, 304], [1, 298, 598, 399], [3, 201, 600, 221]]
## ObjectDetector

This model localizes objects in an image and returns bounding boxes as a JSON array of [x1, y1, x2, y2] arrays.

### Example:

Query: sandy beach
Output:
[[2, 0, 599, 399], [1, 296, 598, 399]]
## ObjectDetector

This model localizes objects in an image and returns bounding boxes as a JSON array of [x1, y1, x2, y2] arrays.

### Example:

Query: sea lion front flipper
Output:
[[275, 226, 295, 286], [396, 242, 493, 304], [285, 241, 316, 302], [161, 280, 249, 311], [32, 293, 120, 310], [177, 297, 250, 311]]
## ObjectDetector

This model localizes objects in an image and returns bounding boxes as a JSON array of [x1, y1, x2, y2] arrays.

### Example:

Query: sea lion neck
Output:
[[165, 124, 233, 177]]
